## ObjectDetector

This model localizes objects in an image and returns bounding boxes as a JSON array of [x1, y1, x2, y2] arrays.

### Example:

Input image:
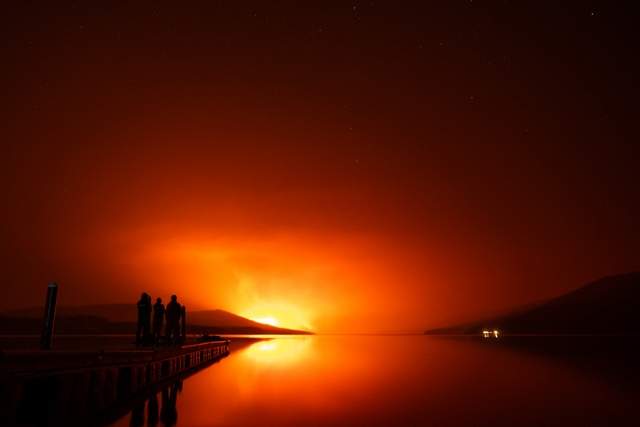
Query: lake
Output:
[[108, 335, 638, 426]]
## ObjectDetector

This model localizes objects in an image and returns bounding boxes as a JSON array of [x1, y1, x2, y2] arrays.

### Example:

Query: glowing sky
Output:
[[1, 2, 639, 332]]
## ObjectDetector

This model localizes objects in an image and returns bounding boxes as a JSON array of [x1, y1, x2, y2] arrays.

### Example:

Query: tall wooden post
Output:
[[40, 282, 58, 350]]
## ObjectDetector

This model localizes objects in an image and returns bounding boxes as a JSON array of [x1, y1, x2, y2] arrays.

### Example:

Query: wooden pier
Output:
[[0, 339, 230, 426]]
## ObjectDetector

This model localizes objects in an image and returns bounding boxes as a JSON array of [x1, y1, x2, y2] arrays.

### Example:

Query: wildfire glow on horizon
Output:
[[2, 2, 639, 336], [250, 316, 280, 327]]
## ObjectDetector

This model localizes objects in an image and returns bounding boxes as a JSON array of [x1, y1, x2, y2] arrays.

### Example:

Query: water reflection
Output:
[[147, 393, 158, 426], [109, 336, 639, 427], [241, 336, 312, 365], [128, 381, 182, 427]]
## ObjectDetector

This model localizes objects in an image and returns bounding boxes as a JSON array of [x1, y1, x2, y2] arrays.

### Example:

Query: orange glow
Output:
[[4, 1, 640, 339], [242, 302, 312, 331], [242, 337, 313, 365], [40, 202, 562, 334], [250, 316, 280, 327], [62, 223, 501, 333], [113, 229, 444, 333], [130, 234, 339, 331]]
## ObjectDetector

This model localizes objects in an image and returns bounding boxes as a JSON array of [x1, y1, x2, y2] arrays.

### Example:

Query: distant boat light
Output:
[[482, 329, 500, 338]]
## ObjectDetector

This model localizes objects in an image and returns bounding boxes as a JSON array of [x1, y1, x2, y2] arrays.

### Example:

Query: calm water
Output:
[[109, 335, 638, 427]]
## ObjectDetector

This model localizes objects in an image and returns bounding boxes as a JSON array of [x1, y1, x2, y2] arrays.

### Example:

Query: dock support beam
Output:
[[40, 282, 58, 350]]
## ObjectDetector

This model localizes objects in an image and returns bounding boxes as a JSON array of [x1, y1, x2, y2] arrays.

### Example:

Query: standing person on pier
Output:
[[180, 305, 187, 343], [136, 292, 152, 346], [165, 295, 182, 345], [152, 297, 165, 344]]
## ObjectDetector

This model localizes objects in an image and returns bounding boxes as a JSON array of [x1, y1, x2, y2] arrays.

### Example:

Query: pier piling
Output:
[[40, 282, 58, 350]]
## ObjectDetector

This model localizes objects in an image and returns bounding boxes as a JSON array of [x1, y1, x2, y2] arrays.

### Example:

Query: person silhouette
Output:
[[136, 292, 152, 346], [152, 297, 165, 344], [165, 295, 182, 345]]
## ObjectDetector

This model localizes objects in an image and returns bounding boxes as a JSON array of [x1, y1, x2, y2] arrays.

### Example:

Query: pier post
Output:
[[40, 282, 58, 350]]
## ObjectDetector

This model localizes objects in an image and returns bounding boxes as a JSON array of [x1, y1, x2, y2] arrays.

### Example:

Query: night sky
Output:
[[2, 1, 639, 332]]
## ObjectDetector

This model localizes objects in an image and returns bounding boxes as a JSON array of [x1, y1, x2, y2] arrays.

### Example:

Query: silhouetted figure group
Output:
[[136, 293, 186, 346]]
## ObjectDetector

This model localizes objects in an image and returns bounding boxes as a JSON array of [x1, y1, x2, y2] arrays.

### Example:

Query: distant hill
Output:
[[0, 304, 311, 335], [188, 309, 308, 334], [425, 272, 640, 335]]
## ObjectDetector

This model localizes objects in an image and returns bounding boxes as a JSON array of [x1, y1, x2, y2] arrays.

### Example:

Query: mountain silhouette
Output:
[[0, 304, 310, 335], [425, 272, 640, 335]]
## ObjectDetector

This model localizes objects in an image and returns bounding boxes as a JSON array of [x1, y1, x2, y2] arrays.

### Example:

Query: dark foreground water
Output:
[[108, 335, 638, 427]]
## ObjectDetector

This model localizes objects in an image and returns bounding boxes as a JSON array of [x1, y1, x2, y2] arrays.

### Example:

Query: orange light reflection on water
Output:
[[111, 336, 640, 427], [242, 338, 313, 366]]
